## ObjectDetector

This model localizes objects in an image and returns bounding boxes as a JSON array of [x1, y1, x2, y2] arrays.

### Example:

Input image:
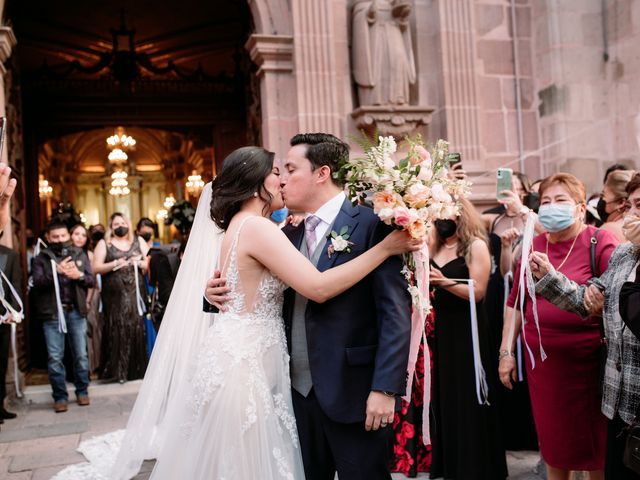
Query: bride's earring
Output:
[[253, 192, 258, 198]]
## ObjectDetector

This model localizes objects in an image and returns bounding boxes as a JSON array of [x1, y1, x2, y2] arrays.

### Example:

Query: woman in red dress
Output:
[[500, 174, 618, 480]]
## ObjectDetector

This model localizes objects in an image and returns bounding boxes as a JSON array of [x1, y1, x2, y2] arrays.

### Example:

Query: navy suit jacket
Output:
[[282, 199, 412, 424]]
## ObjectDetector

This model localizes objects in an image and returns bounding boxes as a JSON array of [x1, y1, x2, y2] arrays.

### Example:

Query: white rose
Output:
[[378, 208, 395, 224], [332, 236, 349, 251]]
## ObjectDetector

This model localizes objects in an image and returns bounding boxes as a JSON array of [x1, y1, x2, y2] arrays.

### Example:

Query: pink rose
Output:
[[393, 206, 412, 227]]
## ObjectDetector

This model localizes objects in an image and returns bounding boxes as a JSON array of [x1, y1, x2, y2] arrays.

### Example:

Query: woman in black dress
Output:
[[482, 172, 538, 451], [429, 197, 507, 480], [93, 212, 149, 382]]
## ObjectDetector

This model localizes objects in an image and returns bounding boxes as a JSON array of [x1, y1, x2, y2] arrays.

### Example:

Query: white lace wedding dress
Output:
[[149, 218, 304, 479], [53, 216, 305, 480]]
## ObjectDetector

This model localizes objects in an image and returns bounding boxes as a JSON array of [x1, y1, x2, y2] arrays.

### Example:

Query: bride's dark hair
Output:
[[210, 146, 276, 229]]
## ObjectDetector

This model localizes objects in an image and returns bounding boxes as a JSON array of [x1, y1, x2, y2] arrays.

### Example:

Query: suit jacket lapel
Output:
[[317, 199, 360, 272]]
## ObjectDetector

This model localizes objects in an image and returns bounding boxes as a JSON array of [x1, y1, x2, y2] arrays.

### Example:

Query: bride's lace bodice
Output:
[[221, 216, 287, 320]]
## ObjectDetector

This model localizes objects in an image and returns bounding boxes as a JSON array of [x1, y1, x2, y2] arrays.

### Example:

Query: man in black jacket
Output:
[[0, 244, 21, 422], [31, 223, 94, 413]]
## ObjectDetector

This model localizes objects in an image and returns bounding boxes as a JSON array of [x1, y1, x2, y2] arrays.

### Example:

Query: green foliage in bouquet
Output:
[[165, 200, 196, 234]]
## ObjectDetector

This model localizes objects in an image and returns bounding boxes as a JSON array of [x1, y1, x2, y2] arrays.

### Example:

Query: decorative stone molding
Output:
[[245, 34, 294, 76], [351, 105, 434, 139], [0, 26, 16, 74]]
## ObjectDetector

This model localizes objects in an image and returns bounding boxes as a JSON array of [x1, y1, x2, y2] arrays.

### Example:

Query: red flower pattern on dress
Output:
[[390, 295, 435, 477]]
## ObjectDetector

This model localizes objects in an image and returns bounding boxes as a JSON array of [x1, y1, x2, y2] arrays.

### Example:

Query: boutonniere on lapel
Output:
[[327, 225, 354, 258]]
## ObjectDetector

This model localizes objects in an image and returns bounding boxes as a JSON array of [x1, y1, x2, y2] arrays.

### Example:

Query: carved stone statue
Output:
[[352, 0, 417, 106]]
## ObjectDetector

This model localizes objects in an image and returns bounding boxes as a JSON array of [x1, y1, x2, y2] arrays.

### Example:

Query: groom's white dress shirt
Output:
[[306, 192, 346, 251]]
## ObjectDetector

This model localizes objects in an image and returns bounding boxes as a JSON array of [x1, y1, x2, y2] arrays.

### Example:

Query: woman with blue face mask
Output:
[[499, 173, 619, 480]]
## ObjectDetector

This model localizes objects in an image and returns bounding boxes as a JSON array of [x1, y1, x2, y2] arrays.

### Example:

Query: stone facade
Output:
[[245, 0, 639, 201], [2, 0, 639, 203]]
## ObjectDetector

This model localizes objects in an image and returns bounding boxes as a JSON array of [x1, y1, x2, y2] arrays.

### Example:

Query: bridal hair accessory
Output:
[[336, 133, 470, 444], [327, 226, 354, 258]]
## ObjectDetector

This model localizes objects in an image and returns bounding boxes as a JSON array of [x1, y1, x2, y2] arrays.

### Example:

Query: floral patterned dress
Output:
[[390, 296, 434, 477]]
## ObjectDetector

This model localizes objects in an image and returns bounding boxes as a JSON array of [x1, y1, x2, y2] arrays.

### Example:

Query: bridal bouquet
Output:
[[335, 134, 469, 314], [336, 133, 469, 442]]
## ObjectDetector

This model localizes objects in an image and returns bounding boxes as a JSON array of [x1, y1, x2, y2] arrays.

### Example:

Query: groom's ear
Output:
[[315, 165, 333, 184]]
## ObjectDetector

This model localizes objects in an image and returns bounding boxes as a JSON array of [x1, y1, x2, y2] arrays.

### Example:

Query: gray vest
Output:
[[290, 232, 325, 397]]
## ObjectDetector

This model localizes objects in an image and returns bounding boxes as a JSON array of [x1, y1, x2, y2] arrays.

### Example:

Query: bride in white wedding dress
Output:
[[53, 146, 419, 480]]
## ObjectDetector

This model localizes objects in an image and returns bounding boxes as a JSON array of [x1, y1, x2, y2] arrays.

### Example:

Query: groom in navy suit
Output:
[[206, 133, 411, 480]]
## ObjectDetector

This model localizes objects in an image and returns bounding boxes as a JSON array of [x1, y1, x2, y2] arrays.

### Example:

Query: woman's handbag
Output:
[[624, 411, 640, 474]]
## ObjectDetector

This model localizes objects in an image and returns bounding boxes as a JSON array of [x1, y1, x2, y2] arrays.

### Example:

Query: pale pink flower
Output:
[[393, 206, 412, 227]]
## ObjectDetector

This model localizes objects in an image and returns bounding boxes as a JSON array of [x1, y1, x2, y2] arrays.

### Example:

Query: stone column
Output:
[[291, 0, 342, 135], [0, 26, 16, 248], [246, 34, 297, 156], [438, 0, 482, 163]]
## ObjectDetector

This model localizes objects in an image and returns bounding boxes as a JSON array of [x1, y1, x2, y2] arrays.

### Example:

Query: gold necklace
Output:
[[545, 232, 580, 271], [443, 241, 458, 249]]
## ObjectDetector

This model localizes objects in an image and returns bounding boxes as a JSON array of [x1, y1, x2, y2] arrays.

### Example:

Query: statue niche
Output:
[[350, 0, 433, 139], [352, 0, 416, 107]]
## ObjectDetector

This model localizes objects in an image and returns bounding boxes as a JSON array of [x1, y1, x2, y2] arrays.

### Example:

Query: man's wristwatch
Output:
[[377, 390, 396, 397]]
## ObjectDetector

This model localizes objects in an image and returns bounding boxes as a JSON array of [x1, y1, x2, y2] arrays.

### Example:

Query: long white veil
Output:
[[110, 182, 222, 479]]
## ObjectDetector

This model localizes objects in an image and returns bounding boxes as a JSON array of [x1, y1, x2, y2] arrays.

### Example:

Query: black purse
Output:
[[624, 407, 640, 474]]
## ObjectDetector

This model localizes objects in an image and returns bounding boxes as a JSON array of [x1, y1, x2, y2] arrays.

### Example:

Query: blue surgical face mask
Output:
[[271, 208, 289, 224], [538, 203, 576, 232]]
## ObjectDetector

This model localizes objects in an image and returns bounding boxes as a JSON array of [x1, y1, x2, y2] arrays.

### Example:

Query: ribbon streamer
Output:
[[446, 278, 490, 405], [517, 213, 547, 368], [133, 261, 147, 317], [50, 260, 67, 333], [404, 245, 431, 443], [0, 269, 24, 398]]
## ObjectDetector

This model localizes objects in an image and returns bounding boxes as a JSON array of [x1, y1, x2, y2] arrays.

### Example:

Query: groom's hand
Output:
[[365, 391, 395, 431], [205, 270, 231, 312]]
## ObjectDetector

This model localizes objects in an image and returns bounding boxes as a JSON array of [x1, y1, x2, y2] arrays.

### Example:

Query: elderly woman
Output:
[[529, 173, 640, 479], [499, 173, 619, 480]]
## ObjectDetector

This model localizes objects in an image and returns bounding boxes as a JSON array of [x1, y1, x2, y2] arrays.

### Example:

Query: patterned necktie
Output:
[[305, 215, 322, 257]]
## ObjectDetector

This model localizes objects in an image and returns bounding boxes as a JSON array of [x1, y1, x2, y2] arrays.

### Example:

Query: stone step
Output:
[[19, 380, 142, 405]]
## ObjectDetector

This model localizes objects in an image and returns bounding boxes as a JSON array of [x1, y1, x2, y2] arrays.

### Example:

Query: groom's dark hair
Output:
[[290, 133, 349, 187]]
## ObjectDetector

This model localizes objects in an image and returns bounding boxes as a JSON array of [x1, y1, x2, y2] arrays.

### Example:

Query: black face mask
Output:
[[596, 198, 609, 223], [139, 232, 153, 242], [114, 226, 129, 238], [435, 219, 457, 239], [91, 231, 104, 244], [49, 240, 72, 257], [523, 192, 540, 212]]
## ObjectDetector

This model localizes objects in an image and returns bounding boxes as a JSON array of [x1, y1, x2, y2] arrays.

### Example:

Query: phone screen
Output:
[[496, 168, 513, 199]]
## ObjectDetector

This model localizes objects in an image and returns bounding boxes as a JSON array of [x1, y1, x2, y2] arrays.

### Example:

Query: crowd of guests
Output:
[[3, 213, 182, 415], [2, 157, 640, 479], [389, 164, 640, 480]]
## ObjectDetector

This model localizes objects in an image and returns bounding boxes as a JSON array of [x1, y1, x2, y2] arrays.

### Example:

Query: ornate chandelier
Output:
[[109, 169, 130, 196], [107, 127, 136, 149], [106, 127, 135, 167], [185, 170, 204, 196], [38, 175, 53, 199]]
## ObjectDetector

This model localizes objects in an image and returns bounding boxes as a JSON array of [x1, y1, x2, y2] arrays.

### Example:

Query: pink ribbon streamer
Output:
[[404, 244, 431, 444]]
